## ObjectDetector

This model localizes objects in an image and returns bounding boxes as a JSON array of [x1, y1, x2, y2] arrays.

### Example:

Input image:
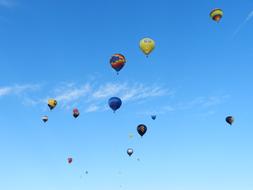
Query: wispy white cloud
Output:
[[92, 83, 124, 99], [233, 10, 253, 37], [0, 79, 170, 114], [27, 81, 171, 112], [0, 87, 11, 96], [85, 105, 100, 113], [177, 95, 229, 110], [0, 84, 40, 97], [54, 83, 91, 104], [92, 82, 170, 102], [137, 94, 229, 116]]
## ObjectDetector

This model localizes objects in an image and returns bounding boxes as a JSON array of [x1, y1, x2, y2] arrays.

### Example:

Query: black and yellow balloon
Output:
[[210, 8, 223, 22], [48, 99, 57, 110], [139, 38, 155, 57]]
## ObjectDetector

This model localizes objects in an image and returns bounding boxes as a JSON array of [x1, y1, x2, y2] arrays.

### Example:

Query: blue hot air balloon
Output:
[[151, 115, 156, 120], [108, 97, 122, 112]]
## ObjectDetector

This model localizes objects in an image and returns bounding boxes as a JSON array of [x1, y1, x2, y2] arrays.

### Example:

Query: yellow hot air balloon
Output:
[[48, 99, 57, 110], [210, 8, 223, 22], [139, 37, 155, 57]]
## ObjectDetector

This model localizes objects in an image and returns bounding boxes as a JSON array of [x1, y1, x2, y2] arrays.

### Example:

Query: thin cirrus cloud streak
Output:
[[0, 84, 40, 97], [232, 10, 253, 37], [49, 82, 171, 112], [138, 95, 230, 116], [0, 83, 228, 116], [176, 95, 230, 110], [92, 82, 170, 101]]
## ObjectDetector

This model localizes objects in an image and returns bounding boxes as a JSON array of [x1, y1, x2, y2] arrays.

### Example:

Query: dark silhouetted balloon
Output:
[[68, 157, 73, 164], [151, 115, 156, 120], [127, 148, 133, 156], [48, 99, 57, 110], [137, 124, 147, 137], [42, 116, 48, 123], [73, 108, 80, 118], [226, 116, 234, 125]]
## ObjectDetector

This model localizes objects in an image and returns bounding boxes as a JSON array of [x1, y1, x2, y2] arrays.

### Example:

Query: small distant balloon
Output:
[[42, 116, 48, 123], [151, 115, 156, 120], [127, 148, 133, 156], [137, 124, 147, 137], [108, 97, 122, 112], [67, 157, 73, 164], [73, 108, 80, 118], [226, 116, 234, 125], [48, 99, 57, 110], [210, 8, 223, 22], [85, 171, 88, 174], [129, 133, 134, 139]]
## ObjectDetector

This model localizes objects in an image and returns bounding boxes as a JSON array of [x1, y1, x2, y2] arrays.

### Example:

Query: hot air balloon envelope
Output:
[[42, 116, 48, 123], [48, 99, 57, 110], [127, 148, 133, 156], [108, 97, 122, 112], [139, 38, 155, 56], [226, 116, 234, 125], [137, 124, 147, 137], [68, 158, 73, 164], [73, 108, 80, 118], [110, 54, 126, 73], [210, 8, 223, 22]]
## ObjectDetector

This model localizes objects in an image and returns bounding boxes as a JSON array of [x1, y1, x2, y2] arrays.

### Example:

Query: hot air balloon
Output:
[[210, 8, 223, 22], [139, 37, 155, 57], [137, 124, 147, 137], [129, 133, 134, 139], [110, 54, 126, 74], [151, 115, 156, 120], [226, 116, 234, 125], [67, 157, 73, 164], [108, 97, 122, 112], [48, 99, 57, 110], [127, 148, 133, 156], [73, 108, 80, 118], [42, 116, 48, 123]]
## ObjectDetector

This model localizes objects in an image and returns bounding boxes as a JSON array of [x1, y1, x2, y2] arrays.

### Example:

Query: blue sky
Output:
[[1, 0, 253, 189]]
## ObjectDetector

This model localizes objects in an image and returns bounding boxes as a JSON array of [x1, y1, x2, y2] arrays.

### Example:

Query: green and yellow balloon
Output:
[[210, 8, 223, 22]]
